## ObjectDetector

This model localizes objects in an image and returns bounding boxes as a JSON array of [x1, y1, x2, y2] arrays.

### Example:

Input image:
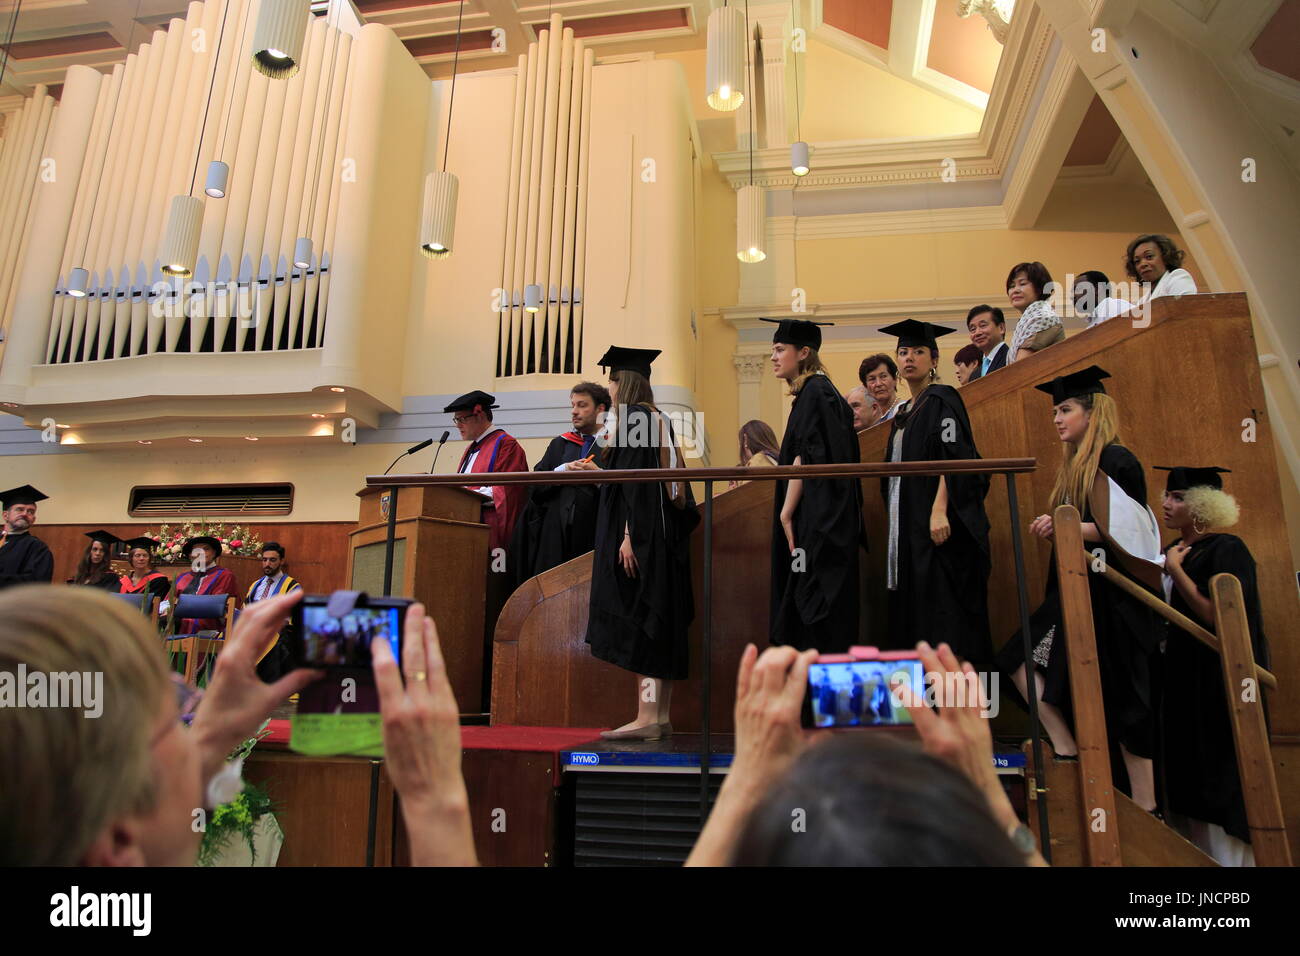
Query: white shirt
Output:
[[251, 571, 285, 603], [459, 426, 501, 498], [1086, 296, 1134, 327], [1139, 268, 1197, 305]]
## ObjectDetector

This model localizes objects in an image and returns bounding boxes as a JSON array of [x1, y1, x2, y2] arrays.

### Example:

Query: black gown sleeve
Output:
[[0, 537, 54, 587], [1208, 535, 1270, 668], [1100, 444, 1147, 503]]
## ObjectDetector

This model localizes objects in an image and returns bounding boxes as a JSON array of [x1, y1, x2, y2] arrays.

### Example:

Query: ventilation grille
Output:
[[128, 483, 293, 517], [570, 772, 721, 867]]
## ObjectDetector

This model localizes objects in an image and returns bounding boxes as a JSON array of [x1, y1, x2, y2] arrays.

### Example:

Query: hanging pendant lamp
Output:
[[706, 5, 746, 111], [160, 195, 204, 276], [252, 0, 310, 79], [419, 170, 459, 258], [736, 184, 765, 263]]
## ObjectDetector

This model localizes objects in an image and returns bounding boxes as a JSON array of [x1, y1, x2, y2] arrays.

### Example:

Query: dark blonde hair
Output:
[[789, 347, 833, 396], [1050, 392, 1120, 510], [0, 586, 170, 865]]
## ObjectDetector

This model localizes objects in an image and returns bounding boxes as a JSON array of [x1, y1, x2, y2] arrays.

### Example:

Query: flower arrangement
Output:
[[143, 520, 265, 564], [197, 721, 281, 867]]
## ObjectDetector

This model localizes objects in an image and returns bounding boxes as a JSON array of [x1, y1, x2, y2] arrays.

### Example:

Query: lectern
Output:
[[347, 484, 489, 710]]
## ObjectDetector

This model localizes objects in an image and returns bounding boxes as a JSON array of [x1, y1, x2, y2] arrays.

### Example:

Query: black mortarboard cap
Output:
[[760, 318, 834, 351], [443, 390, 500, 414], [84, 529, 122, 546], [183, 535, 223, 557], [597, 345, 662, 380], [1154, 466, 1231, 492], [124, 536, 160, 553], [0, 484, 47, 509], [1033, 365, 1111, 404], [878, 319, 955, 350]]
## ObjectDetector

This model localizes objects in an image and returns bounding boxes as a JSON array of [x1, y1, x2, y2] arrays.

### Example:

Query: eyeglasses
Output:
[[452, 414, 478, 425]]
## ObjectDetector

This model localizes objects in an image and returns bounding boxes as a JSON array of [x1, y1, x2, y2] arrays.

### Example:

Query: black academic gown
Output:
[[509, 433, 599, 587], [770, 374, 862, 652], [0, 532, 54, 590], [882, 384, 992, 670], [996, 444, 1163, 763], [1161, 533, 1269, 842], [585, 406, 698, 680], [76, 571, 124, 592]]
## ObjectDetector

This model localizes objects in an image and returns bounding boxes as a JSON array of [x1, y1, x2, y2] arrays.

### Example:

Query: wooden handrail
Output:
[[1053, 505, 1122, 867], [1089, 557, 1277, 691], [367, 457, 1037, 488]]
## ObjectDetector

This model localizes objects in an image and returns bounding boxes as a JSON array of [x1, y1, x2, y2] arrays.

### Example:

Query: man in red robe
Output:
[[445, 390, 529, 554]]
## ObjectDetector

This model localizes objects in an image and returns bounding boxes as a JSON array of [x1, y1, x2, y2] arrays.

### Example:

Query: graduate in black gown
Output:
[[509, 382, 609, 587], [879, 320, 992, 671], [767, 318, 861, 652], [120, 536, 172, 601], [570, 347, 698, 740], [0, 485, 54, 591], [996, 367, 1164, 810], [1158, 465, 1270, 865], [72, 530, 124, 592]]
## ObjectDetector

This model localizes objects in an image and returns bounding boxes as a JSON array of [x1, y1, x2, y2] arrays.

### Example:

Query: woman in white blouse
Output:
[[1005, 261, 1065, 363], [1126, 233, 1197, 306]]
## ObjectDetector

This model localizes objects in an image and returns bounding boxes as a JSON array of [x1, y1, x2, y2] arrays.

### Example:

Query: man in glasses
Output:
[[444, 390, 529, 556]]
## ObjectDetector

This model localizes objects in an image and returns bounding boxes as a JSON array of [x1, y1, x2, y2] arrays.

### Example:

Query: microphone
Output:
[[428, 430, 451, 474], [383, 438, 434, 475]]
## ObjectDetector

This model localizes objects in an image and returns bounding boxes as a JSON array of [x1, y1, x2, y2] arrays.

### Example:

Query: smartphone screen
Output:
[[806, 657, 923, 728], [295, 599, 405, 668]]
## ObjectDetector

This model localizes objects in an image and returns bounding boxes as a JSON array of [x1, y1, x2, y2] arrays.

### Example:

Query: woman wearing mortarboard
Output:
[[568, 346, 698, 740], [879, 320, 992, 671], [996, 366, 1163, 811], [119, 536, 172, 602], [766, 318, 861, 653], [1158, 465, 1269, 865], [72, 530, 125, 592]]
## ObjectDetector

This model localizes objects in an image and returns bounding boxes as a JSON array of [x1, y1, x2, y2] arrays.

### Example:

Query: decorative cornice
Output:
[[777, 205, 1008, 240]]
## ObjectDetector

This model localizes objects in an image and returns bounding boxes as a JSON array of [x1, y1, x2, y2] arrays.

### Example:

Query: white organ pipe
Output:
[[497, 53, 527, 375], [556, 39, 585, 374], [509, 42, 539, 375], [521, 33, 548, 370], [534, 15, 563, 369], [572, 48, 594, 372]]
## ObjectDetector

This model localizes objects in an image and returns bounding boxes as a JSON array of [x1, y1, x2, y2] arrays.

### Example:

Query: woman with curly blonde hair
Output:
[[1158, 465, 1270, 866]]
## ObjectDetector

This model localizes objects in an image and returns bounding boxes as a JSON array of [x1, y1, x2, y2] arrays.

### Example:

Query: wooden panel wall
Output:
[[37, 521, 353, 594]]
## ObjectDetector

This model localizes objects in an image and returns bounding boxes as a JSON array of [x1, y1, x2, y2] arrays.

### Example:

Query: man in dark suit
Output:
[[0, 485, 53, 591], [965, 304, 1009, 381]]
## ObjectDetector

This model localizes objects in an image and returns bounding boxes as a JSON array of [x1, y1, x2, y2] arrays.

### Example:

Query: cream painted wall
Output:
[[799, 38, 983, 143]]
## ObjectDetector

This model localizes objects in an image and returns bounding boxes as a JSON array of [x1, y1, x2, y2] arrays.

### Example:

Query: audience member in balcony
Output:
[[72, 530, 125, 592], [120, 536, 171, 602], [1005, 261, 1065, 363], [173, 536, 240, 634], [766, 319, 861, 655], [1126, 233, 1196, 309], [996, 366, 1163, 812], [569, 347, 698, 740], [1158, 465, 1270, 866], [1072, 270, 1132, 327], [0, 485, 53, 591], [686, 641, 1045, 866], [965, 304, 1008, 381], [859, 353, 902, 425], [953, 344, 982, 385], [445, 390, 529, 555], [879, 320, 992, 671], [845, 386, 875, 433], [510, 382, 609, 585]]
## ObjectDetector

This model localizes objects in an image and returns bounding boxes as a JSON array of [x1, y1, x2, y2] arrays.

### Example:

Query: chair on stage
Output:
[[109, 590, 162, 626], [165, 593, 236, 686]]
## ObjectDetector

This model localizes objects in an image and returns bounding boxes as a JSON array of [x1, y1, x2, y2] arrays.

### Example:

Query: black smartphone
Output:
[[289, 594, 411, 669], [802, 650, 924, 728]]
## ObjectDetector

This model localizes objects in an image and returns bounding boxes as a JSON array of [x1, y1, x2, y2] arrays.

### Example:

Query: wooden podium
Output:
[[347, 484, 489, 710]]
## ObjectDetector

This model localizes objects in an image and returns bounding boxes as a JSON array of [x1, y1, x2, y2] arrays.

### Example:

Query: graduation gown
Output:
[[1161, 533, 1269, 842], [882, 384, 992, 669], [509, 432, 599, 587], [75, 571, 124, 592], [770, 373, 861, 652], [585, 405, 698, 681], [0, 531, 54, 590], [457, 428, 529, 554], [173, 566, 239, 633], [121, 571, 171, 600], [996, 444, 1163, 760]]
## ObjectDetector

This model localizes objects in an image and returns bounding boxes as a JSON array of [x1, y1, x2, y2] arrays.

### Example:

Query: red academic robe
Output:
[[457, 427, 528, 553], [173, 566, 239, 633]]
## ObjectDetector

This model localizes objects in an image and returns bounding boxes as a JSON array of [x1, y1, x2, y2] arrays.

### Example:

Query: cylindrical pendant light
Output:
[[524, 283, 542, 313], [205, 161, 229, 198], [252, 0, 310, 79], [160, 195, 204, 276], [706, 5, 746, 111], [791, 141, 810, 177], [737, 184, 766, 263], [293, 236, 313, 270], [67, 268, 90, 298], [419, 170, 459, 259]]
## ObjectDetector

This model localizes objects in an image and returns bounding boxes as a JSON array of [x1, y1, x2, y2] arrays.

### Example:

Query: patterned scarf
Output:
[[1007, 299, 1061, 361]]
